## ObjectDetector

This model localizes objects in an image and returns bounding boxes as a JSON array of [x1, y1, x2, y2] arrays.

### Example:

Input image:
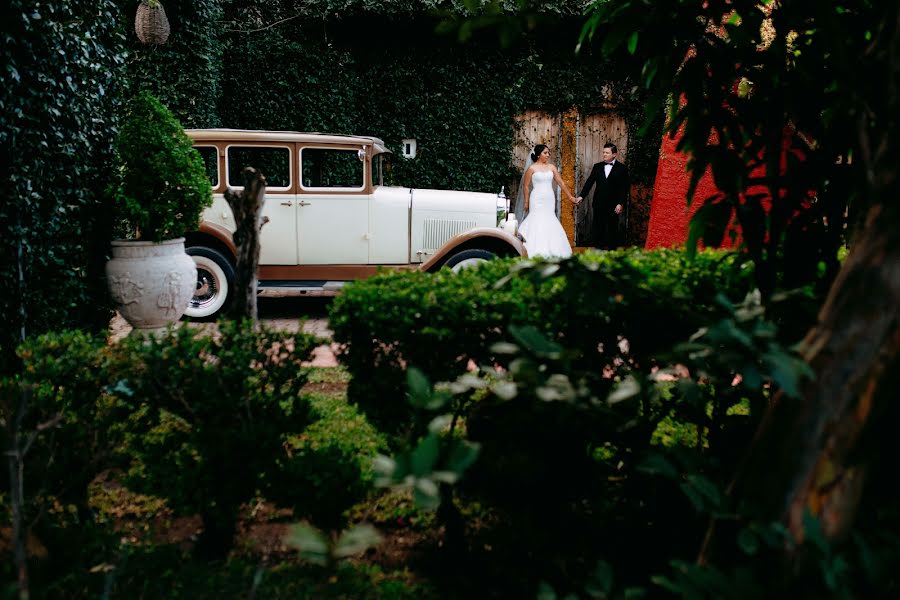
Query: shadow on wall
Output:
[[627, 182, 653, 248]]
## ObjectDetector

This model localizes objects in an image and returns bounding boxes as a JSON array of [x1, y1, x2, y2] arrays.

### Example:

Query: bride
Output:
[[515, 144, 577, 258]]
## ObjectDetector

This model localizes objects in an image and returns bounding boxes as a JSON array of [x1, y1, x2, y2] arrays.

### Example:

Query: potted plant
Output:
[[105, 91, 212, 333]]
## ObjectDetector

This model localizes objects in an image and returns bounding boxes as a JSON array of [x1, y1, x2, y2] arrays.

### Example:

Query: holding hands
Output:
[[572, 195, 583, 205]]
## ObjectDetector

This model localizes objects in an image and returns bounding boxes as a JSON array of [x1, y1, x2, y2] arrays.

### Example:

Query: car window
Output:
[[194, 146, 218, 188], [227, 146, 291, 188], [371, 153, 383, 187], [301, 148, 364, 190]]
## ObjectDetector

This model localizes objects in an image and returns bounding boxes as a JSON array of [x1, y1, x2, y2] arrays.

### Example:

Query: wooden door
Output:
[[574, 113, 629, 246], [510, 110, 628, 246], [510, 111, 561, 213]]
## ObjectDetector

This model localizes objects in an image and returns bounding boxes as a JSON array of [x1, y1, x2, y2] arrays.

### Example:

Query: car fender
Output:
[[419, 228, 526, 271], [195, 221, 237, 257]]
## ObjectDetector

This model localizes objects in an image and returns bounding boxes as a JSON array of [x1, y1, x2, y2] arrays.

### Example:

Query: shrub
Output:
[[102, 321, 319, 556], [329, 247, 753, 442], [9, 321, 331, 564], [278, 392, 387, 529], [107, 91, 212, 241]]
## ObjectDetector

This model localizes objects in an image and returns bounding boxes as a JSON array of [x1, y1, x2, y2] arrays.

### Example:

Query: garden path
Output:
[[108, 297, 339, 367]]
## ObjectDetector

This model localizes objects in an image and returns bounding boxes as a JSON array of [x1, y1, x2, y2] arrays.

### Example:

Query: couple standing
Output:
[[515, 142, 629, 257]]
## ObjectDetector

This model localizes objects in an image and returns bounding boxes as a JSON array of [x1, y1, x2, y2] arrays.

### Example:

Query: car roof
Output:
[[185, 129, 388, 152]]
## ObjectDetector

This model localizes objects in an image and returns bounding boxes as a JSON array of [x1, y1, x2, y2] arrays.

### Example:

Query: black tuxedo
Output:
[[579, 159, 630, 248]]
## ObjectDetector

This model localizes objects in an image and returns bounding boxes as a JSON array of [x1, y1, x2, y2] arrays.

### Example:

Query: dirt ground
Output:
[[108, 297, 340, 367]]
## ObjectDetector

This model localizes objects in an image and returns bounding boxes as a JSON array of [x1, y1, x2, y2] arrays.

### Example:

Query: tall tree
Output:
[[582, 0, 900, 575]]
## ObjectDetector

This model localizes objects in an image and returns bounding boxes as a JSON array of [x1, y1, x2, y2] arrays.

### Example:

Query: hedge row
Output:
[[329, 247, 754, 440]]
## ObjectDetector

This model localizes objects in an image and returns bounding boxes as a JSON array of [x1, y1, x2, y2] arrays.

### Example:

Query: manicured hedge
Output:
[[329, 248, 754, 440]]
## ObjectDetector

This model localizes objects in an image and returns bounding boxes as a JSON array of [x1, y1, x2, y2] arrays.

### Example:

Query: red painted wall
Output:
[[645, 133, 720, 249]]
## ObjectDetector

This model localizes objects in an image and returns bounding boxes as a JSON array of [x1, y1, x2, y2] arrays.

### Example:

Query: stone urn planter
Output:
[[106, 92, 213, 335], [106, 238, 197, 334]]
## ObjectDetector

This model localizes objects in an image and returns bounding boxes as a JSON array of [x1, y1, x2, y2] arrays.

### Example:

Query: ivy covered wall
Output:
[[123, 0, 224, 128], [127, 1, 662, 195], [1, 0, 126, 373]]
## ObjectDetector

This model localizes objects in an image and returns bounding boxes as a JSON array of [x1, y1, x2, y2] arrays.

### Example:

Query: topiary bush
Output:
[[107, 91, 212, 241]]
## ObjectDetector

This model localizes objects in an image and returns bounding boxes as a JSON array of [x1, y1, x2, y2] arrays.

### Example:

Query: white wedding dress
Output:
[[518, 170, 573, 258]]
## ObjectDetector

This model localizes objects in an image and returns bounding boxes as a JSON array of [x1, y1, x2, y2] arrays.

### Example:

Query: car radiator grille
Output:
[[422, 218, 477, 250]]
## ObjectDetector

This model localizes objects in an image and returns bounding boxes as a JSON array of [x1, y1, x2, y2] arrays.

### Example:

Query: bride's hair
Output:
[[531, 144, 548, 162]]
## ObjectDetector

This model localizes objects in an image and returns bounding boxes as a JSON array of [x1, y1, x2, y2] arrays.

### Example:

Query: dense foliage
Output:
[[578, 1, 900, 595], [108, 92, 212, 241], [123, 0, 224, 128], [351, 251, 833, 597], [0, 0, 126, 374], [1, 322, 386, 590], [330, 248, 754, 441]]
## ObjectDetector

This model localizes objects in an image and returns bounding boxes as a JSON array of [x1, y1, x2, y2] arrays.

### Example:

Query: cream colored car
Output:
[[182, 129, 524, 319]]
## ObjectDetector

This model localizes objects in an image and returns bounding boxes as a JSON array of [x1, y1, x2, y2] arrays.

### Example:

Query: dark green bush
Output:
[[102, 321, 318, 555], [108, 92, 213, 241], [8, 321, 373, 565], [329, 247, 753, 442], [278, 392, 387, 529], [1, 0, 126, 374]]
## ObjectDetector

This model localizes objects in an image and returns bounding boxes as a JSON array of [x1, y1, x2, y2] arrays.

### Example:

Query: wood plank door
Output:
[[509, 110, 629, 247], [574, 113, 628, 246], [510, 111, 561, 216]]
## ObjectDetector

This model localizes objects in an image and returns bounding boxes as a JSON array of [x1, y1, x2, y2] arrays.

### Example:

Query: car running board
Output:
[[257, 281, 346, 298]]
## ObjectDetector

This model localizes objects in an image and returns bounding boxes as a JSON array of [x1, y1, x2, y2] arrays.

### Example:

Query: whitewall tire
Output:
[[184, 247, 234, 320]]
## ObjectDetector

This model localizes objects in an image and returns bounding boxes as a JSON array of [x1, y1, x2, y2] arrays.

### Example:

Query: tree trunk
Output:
[[224, 167, 268, 323], [702, 5, 900, 571]]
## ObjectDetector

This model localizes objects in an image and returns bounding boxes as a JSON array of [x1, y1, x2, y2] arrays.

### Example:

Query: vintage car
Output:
[[182, 129, 524, 319]]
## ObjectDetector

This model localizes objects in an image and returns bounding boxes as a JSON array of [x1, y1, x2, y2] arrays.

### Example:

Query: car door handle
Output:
[[298, 201, 311, 206]]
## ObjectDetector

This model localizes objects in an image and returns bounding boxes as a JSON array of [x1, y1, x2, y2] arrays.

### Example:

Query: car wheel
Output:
[[184, 247, 234, 320], [444, 249, 497, 273]]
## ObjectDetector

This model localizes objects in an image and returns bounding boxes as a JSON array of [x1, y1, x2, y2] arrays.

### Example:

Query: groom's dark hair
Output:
[[604, 142, 618, 154], [531, 144, 548, 162]]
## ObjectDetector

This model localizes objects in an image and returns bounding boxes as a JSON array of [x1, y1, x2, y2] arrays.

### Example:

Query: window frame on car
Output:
[[224, 143, 293, 192], [193, 144, 220, 190], [298, 145, 367, 194]]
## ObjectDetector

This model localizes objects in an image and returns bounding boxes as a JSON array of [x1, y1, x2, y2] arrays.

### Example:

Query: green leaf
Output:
[[413, 477, 441, 509], [608, 376, 640, 404], [284, 523, 330, 565], [508, 324, 562, 357], [638, 453, 680, 479], [333, 524, 383, 559], [406, 367, 432, 409], [444, 440, 480, 475], [428, 414, 453, 434], [737, 528, 759, 555], [535, 581, 558, 600], [411, 434, 440, 476], [627, 31, 639, 55]]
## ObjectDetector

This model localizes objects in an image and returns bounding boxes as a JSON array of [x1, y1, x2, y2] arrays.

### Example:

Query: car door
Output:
[[225, 143, 297, 264], [297, 145, 369, 264]]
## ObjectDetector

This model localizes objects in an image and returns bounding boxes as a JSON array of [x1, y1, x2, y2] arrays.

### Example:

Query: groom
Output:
[[575, 143, 630, 249]]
